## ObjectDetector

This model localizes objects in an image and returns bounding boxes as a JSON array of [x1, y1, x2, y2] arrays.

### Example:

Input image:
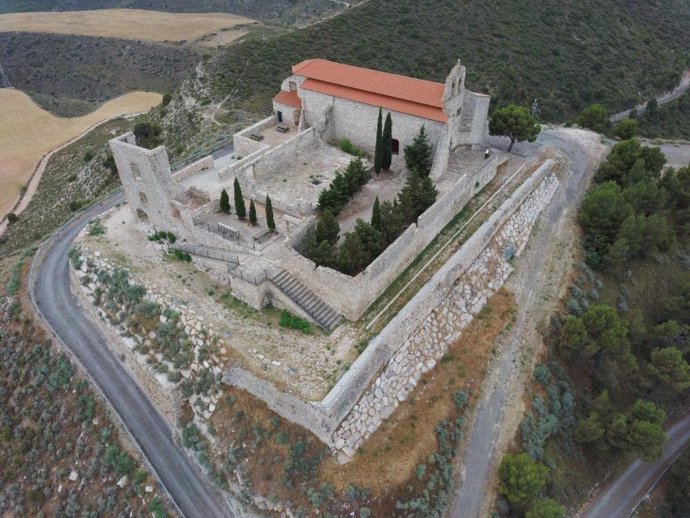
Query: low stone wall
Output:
[[283, 153, 506, 320], [172, 155, 214, 181], [234, 116, 275, 158]]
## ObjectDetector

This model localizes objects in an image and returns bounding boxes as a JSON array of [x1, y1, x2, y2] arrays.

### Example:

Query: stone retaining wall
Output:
[[328, 162, 558, 460], [69, 246, 228, 429]]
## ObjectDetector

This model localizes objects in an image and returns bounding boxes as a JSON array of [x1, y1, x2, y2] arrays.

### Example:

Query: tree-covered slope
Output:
[[203, 0, 690, 122]]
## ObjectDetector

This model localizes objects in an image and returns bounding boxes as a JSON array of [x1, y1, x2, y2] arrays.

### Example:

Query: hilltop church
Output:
[[272, 58, 490, 157]]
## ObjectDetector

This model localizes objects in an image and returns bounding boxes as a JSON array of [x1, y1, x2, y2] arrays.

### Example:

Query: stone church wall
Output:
[[300, 89, 445, 153]]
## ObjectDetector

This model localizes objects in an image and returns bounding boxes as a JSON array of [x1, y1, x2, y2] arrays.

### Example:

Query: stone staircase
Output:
[[271, 270, 343, 332]]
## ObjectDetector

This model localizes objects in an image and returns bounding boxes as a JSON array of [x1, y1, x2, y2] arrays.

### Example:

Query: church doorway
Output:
[[391, 139, 400, 154]]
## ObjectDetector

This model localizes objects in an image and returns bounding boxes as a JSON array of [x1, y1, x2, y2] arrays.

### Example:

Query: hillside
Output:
[[0, 0, 353, 26], [637, 89, 690, 141], [197, 0, 690, 124], [0, 32, 197, 115]]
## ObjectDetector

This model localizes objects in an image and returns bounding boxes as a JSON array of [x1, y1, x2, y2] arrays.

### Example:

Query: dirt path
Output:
[[610, 70, 690, 122], [448, 128, 609, 518]]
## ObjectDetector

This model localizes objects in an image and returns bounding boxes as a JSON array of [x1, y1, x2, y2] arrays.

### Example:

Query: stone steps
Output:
[[271, 270, 343, 332]]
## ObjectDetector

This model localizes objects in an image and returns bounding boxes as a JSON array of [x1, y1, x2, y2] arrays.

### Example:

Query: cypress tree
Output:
[[265, 195, 275, 231], [374, 107, 383, 175], [404, 125, 434, 177], [249, 199, 257, 225], [371, 196, 381, 230], [220, 188, 230, 214], [382, 112, 393, 170], [234, 178, 246, 220]]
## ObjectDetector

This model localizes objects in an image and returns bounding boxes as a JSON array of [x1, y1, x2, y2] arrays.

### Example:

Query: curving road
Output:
[[449, 128, 605, 518], [29, 190, 236, 518], [581, 413, 690, 518]]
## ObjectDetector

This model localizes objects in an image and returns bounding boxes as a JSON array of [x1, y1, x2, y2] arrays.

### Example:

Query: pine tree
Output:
[[219, 188, 231, 214], [404, 125, 434, 177], [371, 196, 381, 230], [382, 112, 393, 170], [265, 195, 275, 231], [374, 107, 383, 175], [234, 178, 246, 220], [249, 199, 257, 225]]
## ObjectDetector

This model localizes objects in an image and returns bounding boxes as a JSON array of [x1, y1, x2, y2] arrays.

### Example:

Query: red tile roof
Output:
[[292, 59, 447, 122], [272, 90, 302, 108]]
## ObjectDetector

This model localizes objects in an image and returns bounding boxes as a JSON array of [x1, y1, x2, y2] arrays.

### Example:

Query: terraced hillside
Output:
[[200, 0, 690, 123]]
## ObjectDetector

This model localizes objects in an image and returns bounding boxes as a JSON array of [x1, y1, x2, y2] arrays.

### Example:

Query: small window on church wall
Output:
[[139, 192, 148, 205], [456, 107, 462, 116], [131, 162, 142, 180], [289, 81, 297, 91]]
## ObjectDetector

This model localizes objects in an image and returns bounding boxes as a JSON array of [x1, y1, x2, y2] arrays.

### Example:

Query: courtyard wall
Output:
[[283, 152, 507, 321]]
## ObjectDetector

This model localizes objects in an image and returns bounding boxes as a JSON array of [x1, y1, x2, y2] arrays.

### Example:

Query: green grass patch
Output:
[[279, 310, 312, 334]]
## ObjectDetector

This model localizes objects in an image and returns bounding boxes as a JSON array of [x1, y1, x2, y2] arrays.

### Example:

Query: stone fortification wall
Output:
[[284, 153, 505, 321], [327, 160, 558, 460], [223, 160, 558, 461], [233, 116, 275, 157], [300, 88, 445, 154], [222, 367, 332, 443], [172, 155, 214, 181]]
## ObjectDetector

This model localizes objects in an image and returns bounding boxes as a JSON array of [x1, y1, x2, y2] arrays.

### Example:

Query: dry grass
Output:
[[0, 9, 255, 44], [0, 89, 161, 217], [320, 289, 517, 493]]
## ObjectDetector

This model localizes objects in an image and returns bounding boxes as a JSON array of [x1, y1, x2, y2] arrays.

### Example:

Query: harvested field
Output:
[[0, 9, 255, 44], [0, 89, 161, 218]]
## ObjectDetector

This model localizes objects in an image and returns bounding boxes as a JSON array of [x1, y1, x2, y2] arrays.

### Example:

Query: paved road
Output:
[[610, 70, 690, 122], [581, 413, 690, 518], [29, 191, 237, 518], [449, 128, 602, 518]]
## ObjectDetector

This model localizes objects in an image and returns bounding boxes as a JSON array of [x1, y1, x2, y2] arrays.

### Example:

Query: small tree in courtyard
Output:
[[374, 107, 383, 175], [489, 104, 541, 152], [234, 178, 246, 220], [219, 189, 231, 214], [249, 199, 257, 225], [404, 125, 434, 177], [382, 112, 393, 170], [371, 196, 381, 230], [265, 195, 275, 231]]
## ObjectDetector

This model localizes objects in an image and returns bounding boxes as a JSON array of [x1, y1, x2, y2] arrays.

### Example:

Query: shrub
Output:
[[339, 138, 368, 158], [279, 310, 312, 334], [6, 212, 18, 224], [148, 231, 176, 244], [168, 250, 192, 262], [317, 158, 370, 215]]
